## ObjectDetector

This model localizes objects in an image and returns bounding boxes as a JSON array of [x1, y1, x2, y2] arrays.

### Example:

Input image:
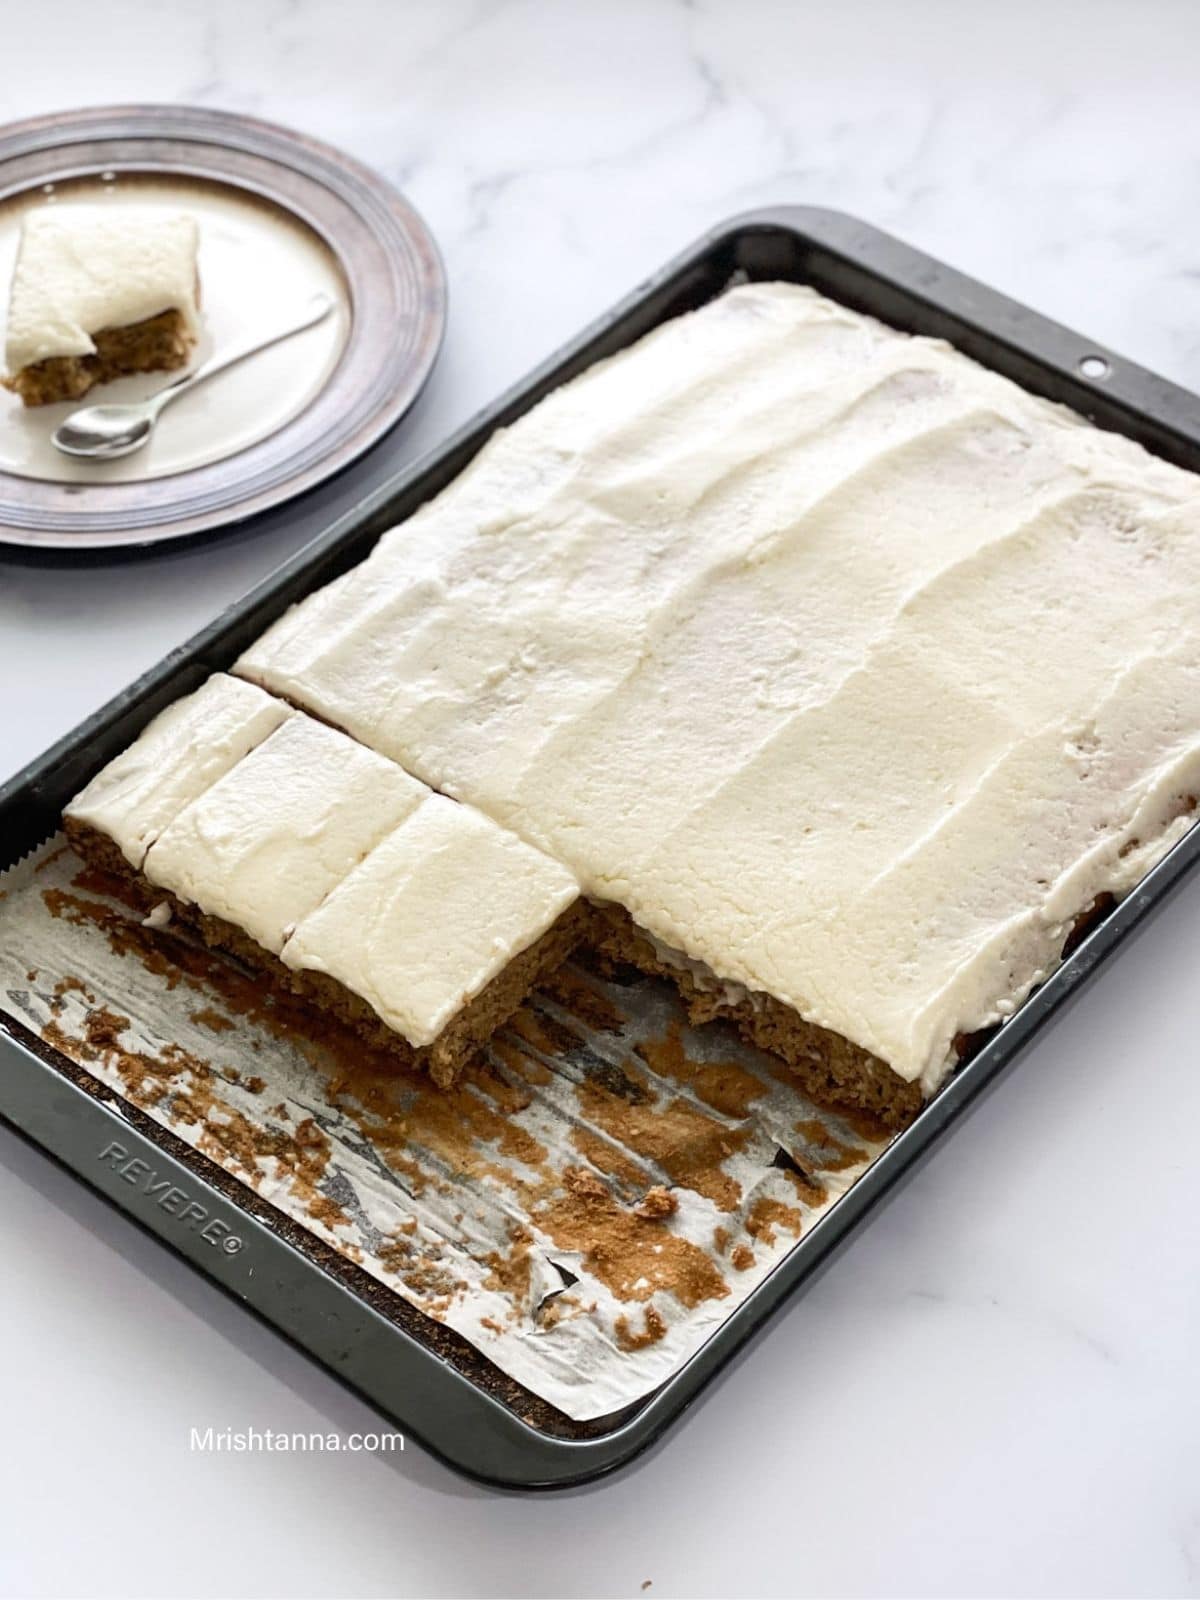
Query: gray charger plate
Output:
[[0, 104, 445, 550]]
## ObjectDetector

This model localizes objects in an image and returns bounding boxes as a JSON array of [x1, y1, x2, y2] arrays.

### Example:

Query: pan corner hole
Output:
[[1078, 354, 1111, 380]]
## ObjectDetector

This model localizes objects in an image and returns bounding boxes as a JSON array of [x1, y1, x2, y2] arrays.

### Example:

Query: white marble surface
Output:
[[2, 3, 1200, 1596]]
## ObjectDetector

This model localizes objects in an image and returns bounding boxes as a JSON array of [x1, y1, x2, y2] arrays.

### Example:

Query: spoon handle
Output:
[[149, 292, 336, 415]]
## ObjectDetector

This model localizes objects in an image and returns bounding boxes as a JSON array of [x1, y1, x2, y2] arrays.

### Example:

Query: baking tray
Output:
[[3, 206, 1200, 1489]]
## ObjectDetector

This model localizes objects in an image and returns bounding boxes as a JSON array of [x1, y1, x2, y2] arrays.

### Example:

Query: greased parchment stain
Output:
[[636, 1024, 765, 1119], [39, 866, 739, 1321], [577, 1067, 748, 1212], [533, 1167, 729, 1308], [0, 844, 889, 1421]]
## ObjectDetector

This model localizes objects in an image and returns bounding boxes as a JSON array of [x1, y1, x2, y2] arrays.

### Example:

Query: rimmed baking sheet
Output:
[[3, 208, 1200, 1484]]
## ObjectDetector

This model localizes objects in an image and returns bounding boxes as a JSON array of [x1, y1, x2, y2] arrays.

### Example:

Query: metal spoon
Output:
[[52, 292, 336, 461]]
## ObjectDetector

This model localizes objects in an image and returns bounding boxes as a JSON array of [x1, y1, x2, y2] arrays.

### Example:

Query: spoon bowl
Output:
[[53, 406, 157, 460]]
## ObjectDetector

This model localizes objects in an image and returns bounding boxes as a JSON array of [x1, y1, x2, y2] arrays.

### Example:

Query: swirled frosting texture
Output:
[[238, 282, 1200, 1091], [4, 205, 200, 374]]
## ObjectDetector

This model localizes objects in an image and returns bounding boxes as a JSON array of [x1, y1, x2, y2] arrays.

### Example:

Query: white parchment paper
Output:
[[0, 838, 888, 1421]]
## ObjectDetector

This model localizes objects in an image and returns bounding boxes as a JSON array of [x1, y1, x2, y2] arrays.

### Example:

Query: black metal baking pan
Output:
[[3, 207, 1200, 1490]]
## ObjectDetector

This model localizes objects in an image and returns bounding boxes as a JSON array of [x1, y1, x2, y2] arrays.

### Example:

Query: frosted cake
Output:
[[65, 677, 584, 1086], [66, 284, 1200, 1126], [3, 205, 200, 406]]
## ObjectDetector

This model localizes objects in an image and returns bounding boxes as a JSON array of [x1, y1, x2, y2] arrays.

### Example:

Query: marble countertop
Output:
[[2, 3, 1199, 1597]]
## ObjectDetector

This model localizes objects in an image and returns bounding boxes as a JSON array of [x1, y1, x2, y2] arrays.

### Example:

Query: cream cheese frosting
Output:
[[280, 792, 580, 1047], [71, 689, 581, 1048], [238, 281, 1200, 1092], [4, 205, 200, 375], [143, 714, 427, 954], [65, 674, 290, 869]]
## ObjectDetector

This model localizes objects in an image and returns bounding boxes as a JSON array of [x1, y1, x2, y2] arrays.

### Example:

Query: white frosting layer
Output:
[[68, 689, 579, 1047], [239, 282, 1200, 1091], [4, 205, 200, 374], [281, 792, 579, 1047], [143, 715, 426, 955], [65, 674, 289, 868]]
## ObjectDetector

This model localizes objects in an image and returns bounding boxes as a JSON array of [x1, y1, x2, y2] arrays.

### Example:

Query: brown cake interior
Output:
[[589, 904, 923, 1131], [5, 308, 195, 407], [63, 815, 924, 1127], [64, 817, 592, 1089]]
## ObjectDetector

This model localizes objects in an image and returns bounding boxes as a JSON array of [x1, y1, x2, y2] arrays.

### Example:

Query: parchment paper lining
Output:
[[0, 839, 888, 1421]]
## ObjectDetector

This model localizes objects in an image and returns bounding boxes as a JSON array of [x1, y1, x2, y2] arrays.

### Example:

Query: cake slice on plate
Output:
[[3, 204, 200, 406]]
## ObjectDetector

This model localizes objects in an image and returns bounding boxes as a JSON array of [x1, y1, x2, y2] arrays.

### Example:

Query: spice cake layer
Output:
[[65, 678, 583, 1085], [236, 281, 1200, 1117]]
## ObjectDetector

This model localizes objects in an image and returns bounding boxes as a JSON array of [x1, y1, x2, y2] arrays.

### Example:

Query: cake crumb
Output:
[[634, 1185, 677, 1220], [52, 974, 95, 1007], [614, 1305, 667, 1352], [190, 1007, 235, 1034], [536, 1166, 729, 1309], [746, 1195, 802, 1248]]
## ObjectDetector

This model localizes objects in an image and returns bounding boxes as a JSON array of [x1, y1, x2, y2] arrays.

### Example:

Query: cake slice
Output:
[[65, 694, 585, 1086], [141, 713, 428, 956], [3, 205, 200, 406], [279, 791, 586, 1085], [63, 674, 291, 873]]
